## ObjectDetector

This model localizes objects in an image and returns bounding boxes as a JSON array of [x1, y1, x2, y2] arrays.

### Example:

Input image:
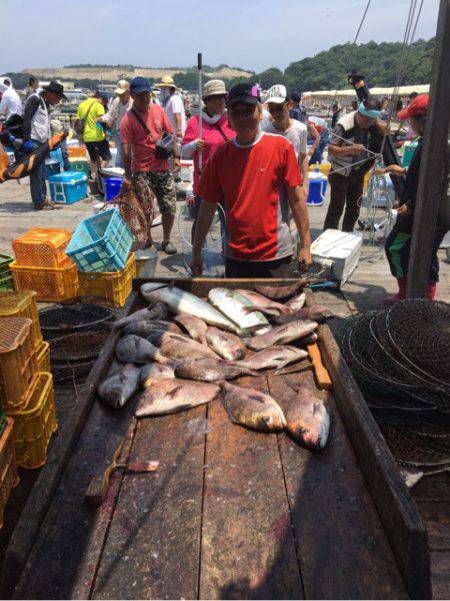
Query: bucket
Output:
[[307, 175, 327, 206], [134, 249, 158, 279], [105, 177, 123, 202]]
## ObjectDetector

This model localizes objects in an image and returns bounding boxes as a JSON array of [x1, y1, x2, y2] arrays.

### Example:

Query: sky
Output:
[[1, 0, 440, 74]]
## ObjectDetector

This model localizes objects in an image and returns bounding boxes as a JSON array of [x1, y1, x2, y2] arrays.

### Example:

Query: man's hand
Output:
[[347, 143, 365, 155], [383, 164, 406, 176], [397, 204, 413, 217], [190, 251, 203, 276], [173, 157, 181, 172], [297, 247, 312, 273], [195, 139, 205, 151], [176, 129, 183, 139]]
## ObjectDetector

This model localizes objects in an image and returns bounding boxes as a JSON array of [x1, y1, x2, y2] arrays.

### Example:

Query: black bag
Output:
[[131, 108, 174, 159], [74, 100, 97, 136]]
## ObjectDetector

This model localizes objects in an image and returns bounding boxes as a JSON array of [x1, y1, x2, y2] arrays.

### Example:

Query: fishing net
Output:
[[113, 182, 158, 250], [380, 424, 450, 467], [49, 326, 110, 363]]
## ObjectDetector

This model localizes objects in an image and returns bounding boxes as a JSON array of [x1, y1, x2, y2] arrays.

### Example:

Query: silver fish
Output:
[[112, 302, 168, 329], [205, 326, 246, 361], [98, 364, 141, 409], [123, 320, 181, 337], [140, 363, 175, 388], [234, 345, 308, 371], [221, 382, 286, 432], [135, 378, 220, 417], [159, 333, 221, 361], [284, 384, 330, 450], [141, 283, 240, 333], [284, 292, 306, 313], [172, 358, 258, 382], [208, 288, 271, 334], [174, 313, 208, 345], [245, 320, 318, 351], [116, 335, 168, 364], [236, 289, 290, 316]]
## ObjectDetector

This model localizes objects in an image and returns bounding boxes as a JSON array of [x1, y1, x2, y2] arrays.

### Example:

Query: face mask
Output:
[[202, 110, 223, 124], [159, 88, 171, 104]]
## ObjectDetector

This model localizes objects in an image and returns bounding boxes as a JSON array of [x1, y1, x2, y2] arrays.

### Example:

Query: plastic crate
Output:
[[12, 228, 73, 268], [104, 177, 123, 201], [7, 372, 57, 469], [0, 419, 19, 528], [49, 171, 88, 204], [66, 209, 133, 273], [0, 291, 43, 350], [0, 253, 13, 276], [36, 341, 50, 373], [10, 261, 79, 303], [0, 318, 39, 412], [67, 146, 87, 159], [68, 157, 90, 177], [77, 252, 136, 307]]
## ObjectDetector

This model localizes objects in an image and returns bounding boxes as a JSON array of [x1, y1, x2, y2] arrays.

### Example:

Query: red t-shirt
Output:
[[197, 132, 302, 262], [120, 104, 173, 172]]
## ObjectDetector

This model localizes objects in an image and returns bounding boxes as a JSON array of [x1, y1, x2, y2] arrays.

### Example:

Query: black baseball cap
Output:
[[226, 83, 261, 107], [43, 80, 67, 99]]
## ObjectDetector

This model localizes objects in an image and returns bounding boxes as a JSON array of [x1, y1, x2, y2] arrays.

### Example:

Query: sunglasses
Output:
[[228, 105, 256, 118], [268, 102, 288, 114]]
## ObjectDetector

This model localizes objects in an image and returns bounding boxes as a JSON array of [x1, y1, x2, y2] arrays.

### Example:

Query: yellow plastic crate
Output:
[[10, 261, 79, 302], [7, 372, 57, 469], [0, 418, 19, 528], [36, 341, 50, 373], [12, 228, 73, 268], [77, 253, 136, 308], [0, 318, 39, 412], [0, 291, 43, 350]]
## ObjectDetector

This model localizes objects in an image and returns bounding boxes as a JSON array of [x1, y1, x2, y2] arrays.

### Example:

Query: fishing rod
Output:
[[197, 52, 203, 174]]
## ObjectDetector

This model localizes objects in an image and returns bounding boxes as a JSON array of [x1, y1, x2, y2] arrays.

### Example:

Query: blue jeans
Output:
[[114, 133, 123, 168], [60, 138, 70, 171], [29, 140, 47, 207]]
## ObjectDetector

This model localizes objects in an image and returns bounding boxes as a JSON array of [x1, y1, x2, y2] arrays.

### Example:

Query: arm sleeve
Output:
[[283, 143, 302, 188], [181, 141, 196, 159], [22, 95, 41, 139], [182, 117, 198, 145], [197, 154, 222, 203], [329, 123, 344, 146], [171, 95, 183, 115]]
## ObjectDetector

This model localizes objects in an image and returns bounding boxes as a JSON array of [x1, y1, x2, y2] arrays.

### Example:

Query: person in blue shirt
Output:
[[289, 91, 306, 123]]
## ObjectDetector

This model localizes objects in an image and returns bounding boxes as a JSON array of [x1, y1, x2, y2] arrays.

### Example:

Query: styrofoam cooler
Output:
[[310, 229, 363, 284], [49, 171, 88, 204], [307, 173, 327, 206], [44, 159, 61, 180]]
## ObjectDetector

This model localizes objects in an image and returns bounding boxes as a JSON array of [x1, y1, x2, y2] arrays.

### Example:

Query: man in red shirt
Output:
[[121, 77, 180, 254], [190, 82, 311, 278]]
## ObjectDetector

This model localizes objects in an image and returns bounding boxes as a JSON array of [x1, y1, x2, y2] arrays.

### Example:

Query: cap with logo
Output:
[[226, 83, 261, 107], [115, 79, 130, 95], [397, 94, 429, 121], [265, 84, 288, 104]]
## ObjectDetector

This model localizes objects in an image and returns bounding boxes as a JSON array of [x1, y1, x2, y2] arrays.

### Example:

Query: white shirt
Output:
[[0, 87, 23, 118], [165, 93, 186, 136], [261, 117, 307, 162]]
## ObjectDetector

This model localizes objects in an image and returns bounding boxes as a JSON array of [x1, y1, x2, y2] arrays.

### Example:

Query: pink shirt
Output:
[[182, 112, 234, 193], [121, 104, 173, 172]]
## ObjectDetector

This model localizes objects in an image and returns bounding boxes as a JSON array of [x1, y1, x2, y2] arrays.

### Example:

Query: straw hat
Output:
[[154, 75, 177, 89], [202, 79, 227, 99]]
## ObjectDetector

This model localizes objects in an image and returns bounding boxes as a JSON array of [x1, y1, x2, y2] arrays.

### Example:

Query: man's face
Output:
[[356, 112, 376, 130], [267, 100, 289, 126], [132, 91, 150, 111], [228, 102, 261, 135], [46, 91, 62, 106], [33, 80, 39, 89], [119, 90, 131, 103]]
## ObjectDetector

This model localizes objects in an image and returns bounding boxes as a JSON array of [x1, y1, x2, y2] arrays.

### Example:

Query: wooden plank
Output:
[[200, 376, 303, 600], [268, 371, 407, 599], [318, 324, 431, 599], [4, 292, 139, 599], [412, 472, 450, 501], [92, 406, 207, 600], [414, 500, 450, 551], [431, 551, 450, 600]]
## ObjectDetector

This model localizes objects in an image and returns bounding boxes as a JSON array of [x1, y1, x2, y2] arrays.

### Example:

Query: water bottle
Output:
[[314, 163, 319, 173]]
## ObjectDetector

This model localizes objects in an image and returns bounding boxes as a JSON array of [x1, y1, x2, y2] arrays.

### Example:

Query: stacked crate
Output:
[[10, 228, 78, 302], [0, 253, 14, 292]]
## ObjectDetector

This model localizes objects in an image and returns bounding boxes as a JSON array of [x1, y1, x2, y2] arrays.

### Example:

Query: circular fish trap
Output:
[[52, 360, 96, 385], [380, 424, 450, 467], [49, 325, 110, 363], [39, 303, 114, 338]]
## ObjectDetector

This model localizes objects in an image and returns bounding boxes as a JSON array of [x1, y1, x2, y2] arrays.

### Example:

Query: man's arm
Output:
[[22, 95, 41, 140], [299, 152, 308, 187], [122, 142, 132, 185], [174, 113, 182, 137], [288, 184, 312, 272], [308, 123, 321, 153], [190, 200, 217, 276]]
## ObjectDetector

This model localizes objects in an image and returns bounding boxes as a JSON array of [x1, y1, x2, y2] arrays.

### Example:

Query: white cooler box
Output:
[[310, 229, 363, 285]]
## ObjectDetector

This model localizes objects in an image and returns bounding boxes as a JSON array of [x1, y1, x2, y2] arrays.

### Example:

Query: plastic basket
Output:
[[0, 291, 43, 350], [10, 261, 79, 302], [36, 341, 50, 373], [77, 253, 136, 307], [7, 372, 57, 469], [0, 318, 39, 411], [67, 146, 87, 159], [0, 253, 13, 276], [49, 172, 88, 205], [0, 419, 19, 528], [66, 209, 133, 273], [12, 228, 73, 268], [0, 272, 13, 292]]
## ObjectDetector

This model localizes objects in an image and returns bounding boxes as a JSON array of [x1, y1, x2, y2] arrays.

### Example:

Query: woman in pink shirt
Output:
[[181, 79, 234, 239]]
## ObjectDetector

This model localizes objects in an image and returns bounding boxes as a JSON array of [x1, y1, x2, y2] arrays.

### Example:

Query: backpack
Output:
[[74, 100, 97, 136]]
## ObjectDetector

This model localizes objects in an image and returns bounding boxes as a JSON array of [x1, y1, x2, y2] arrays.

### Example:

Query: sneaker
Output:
[[161, 241, 177, 255]]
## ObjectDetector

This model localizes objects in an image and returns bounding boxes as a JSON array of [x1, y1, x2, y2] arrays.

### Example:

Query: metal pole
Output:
[[197, 52, 203, 173], [406, 0, 450, 298]]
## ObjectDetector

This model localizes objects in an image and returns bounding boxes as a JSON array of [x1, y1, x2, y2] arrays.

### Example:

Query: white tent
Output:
[[303, 84, 430, 104]]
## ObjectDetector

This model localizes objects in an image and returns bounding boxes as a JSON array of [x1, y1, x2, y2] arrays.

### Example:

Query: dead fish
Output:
[[98, 364, 141, 409], [234, 345, 308, 371], [220, 382, 286, 432], [116, 335, 168, 364], [208, 288, 271, 334], [174, 313, 208, 345], [205, 326, 246, 361], [254, 280, 309, 300], [284, 384, 330, 450], [140, 363, 175, 388], [123, 320, 181, 337], [135, 379, 220, 417], [143, 329, 192, 347], [235, 289, 290, 316], [298, 332, 318, 346], [245, 320, 318, 351], [274, 306, 335, 325], [172, 358, 258, 382], [284, 292, 306, 313], [112, 302, 168, 329], [159, 333, 221, 361]]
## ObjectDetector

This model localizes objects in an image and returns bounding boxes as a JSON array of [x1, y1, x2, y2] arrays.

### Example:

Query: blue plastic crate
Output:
[[49, 171, 88, 204], [45, 159, 61, 180], [49, 148, 64, 170], [66, 208, 134, 272], [105, 177, 123, 202]]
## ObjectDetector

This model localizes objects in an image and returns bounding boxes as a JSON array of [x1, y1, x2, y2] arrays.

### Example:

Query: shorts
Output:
[[224, 255, 293, 279], [85, 139, 112, 162], [133, 170, 176, 216]]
